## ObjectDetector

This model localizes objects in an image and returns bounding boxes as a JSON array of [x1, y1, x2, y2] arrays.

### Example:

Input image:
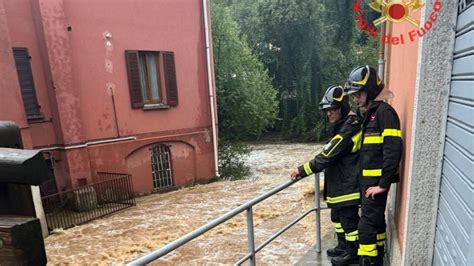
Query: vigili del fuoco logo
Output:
[[352, 0, 443, 45]]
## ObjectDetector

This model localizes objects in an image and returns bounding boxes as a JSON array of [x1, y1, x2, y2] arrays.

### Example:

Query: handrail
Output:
[[234, 208, 317, 265], [126, 173, 325, 265]]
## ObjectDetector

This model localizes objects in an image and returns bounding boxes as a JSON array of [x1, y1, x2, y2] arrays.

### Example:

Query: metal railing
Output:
[[127, 173, 327, 265], [42, 173, 135, 230]]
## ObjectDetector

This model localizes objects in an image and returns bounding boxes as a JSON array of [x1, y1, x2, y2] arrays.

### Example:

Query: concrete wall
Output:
[[384, 1, 463, 264], [401, 0, 458, 264], [386, 0, 459, 264], [0, 0, 217, 193]]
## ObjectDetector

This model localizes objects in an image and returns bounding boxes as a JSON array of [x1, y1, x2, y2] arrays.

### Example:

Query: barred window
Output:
[[150, 144, 173, 190]]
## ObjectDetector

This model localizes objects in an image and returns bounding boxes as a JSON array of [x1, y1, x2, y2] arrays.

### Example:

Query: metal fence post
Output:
[[315, 173, 321, 253], [246, 207, 256, 266]]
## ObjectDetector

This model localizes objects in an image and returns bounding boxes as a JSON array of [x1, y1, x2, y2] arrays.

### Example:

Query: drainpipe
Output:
[[202, 0, 220, 177], [378, 23, 387, 81]]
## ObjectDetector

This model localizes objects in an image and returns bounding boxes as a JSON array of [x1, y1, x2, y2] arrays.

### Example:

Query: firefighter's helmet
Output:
[[320, 85, 350, 118], [345, 65, 383, 100]]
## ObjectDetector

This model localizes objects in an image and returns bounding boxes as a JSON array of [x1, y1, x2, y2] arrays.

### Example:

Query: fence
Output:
[[41, 173, 135, 230]]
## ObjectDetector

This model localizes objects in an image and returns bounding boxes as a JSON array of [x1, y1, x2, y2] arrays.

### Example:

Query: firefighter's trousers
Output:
[[331, 205, 360, 243], [358, 185, 389, 258]]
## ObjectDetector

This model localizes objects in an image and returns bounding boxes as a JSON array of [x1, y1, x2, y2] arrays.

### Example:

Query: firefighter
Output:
[[290, 85, 362, 265], [344, 65, 403, 266]]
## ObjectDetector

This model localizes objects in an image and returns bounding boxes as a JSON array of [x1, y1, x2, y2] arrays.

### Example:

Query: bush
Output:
[[218, 140, 251, 180]]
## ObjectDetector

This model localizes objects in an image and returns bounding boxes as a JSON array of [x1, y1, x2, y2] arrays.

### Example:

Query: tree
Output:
[[212, 1, 278, 141], [250, 0, 329, 140], [212, 1, 279, 180], [224, 0, 378, 141]]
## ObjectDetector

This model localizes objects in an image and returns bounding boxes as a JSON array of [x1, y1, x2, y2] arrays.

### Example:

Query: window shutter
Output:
[[163, 52, 178, 106], [12, 48, 41, 119], [125, 50, 144, 108]]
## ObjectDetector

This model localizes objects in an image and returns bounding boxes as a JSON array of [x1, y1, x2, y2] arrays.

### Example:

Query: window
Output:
[[125, 50, 178, 109], [12, 48, 42, 120], [150, 144, 174, 190]]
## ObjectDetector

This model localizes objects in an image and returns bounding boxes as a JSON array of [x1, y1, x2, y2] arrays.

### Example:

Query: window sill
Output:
[[143, 103, 170, 110], [28, 116, 51, 124]]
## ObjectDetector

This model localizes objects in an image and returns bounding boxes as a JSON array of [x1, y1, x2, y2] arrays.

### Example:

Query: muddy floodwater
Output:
[[45, 143, 333, 265]]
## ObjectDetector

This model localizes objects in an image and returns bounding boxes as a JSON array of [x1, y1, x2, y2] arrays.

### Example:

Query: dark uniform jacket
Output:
[[297, 114, 362, 208], [359, 101, 403, 188]]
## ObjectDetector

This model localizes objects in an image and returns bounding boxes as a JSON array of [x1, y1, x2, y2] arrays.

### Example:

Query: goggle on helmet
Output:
[[319, 85, 350, 118], [345, 65, 384, 100]]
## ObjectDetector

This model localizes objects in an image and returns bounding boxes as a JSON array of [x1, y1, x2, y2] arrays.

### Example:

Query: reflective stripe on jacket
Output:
[[359, 101, 403, 188], [297, 115, 362, 208]]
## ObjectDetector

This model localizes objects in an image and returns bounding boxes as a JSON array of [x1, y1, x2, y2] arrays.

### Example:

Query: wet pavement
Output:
[[45, 143, 339, 265], [297, 231, 360, 266], [297, 231, 336, 266]]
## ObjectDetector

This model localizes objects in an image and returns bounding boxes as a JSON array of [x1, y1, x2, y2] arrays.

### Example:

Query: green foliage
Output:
[[218, 140, 251, 180], [212, 1, 278, 141], [212, 1, 280, 180], [222, 0, 378, 141], [211, 0, 380, 179]]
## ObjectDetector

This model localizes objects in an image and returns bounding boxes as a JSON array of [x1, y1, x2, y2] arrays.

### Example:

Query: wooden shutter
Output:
[[125, 50, 144, 108], [163, 52, 178, 106], [12, 48, 41, 119]]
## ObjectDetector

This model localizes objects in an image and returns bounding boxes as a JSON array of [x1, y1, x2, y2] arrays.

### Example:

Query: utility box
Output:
[[0, 148, 49, 185], [0, 121, 49, 265], [0, 216, 47, 265], [0, 121, 48, 217]]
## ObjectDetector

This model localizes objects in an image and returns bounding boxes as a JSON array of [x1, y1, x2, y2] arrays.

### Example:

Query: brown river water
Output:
[[45, 143, 333, 265]]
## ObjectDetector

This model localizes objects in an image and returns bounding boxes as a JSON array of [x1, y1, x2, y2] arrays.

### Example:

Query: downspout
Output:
[[378, 23, 387, 80], [111, 91, 120, 137], [202, 0, 220, 177]]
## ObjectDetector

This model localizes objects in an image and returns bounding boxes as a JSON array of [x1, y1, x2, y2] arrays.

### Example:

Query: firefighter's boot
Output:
[[327, 233, 347, 257], [375, 245, 384, 265], [359, 256, 376, 266], [331, 240, 359, 265]]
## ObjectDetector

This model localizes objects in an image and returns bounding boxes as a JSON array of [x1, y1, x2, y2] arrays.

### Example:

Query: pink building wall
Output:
[[0, 0, 35, 149], [0, 0, 217, 193], [384, 19, 421, 252]]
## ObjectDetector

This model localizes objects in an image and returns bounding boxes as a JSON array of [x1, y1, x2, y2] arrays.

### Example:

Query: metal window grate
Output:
[[151, 144, 173, 190], [459, 0, 474, 13]]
